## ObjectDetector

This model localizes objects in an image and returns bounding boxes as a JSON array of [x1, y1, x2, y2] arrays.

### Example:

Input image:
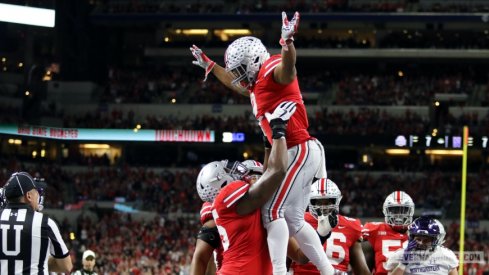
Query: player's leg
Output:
[[286, 140, 334, 275], [262, 143, 307, 275]]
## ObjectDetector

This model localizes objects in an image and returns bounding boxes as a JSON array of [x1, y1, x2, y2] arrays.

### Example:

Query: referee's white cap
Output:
[[83, 250, 96, 259]]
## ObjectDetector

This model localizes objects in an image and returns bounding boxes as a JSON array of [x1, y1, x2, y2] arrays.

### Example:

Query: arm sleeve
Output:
[[47, 218, 70, 258], [197, 226, 220, 249]]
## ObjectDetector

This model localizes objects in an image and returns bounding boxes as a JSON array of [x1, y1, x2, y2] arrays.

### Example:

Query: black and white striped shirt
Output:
[[0, 203, 69, 274]]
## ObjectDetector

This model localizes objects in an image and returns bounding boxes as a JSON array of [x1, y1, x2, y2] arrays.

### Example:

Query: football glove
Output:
[[279, 11, 300, 51], [190, 44, 216, 81], [317, 210, 338, 237], [264, 101, 297, 139]]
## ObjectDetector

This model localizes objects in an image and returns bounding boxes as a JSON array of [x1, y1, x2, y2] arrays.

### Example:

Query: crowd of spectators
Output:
[[333, 72, 479, 105], [1, 157, 488, 219], [90, 0, 489, 14], [99, 67, 249, 105], [379, 30, 489, 49], [162, 31, 489, 50], [59, 107, 489, 137], [95, 66, 487, 106], [66, 213, 196, 274]]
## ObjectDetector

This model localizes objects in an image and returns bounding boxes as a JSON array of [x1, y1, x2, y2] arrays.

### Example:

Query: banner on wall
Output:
[[0, 125, 215, 143]]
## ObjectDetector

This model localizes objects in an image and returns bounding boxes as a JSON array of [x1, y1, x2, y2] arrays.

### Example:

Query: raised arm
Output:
[[262, 135, 272, 172], [190, 45, 249, 97], [236, 101, 297, 215], [274, 11, 299, 85]]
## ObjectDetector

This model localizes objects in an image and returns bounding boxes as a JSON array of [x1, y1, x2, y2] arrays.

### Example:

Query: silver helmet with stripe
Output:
[[383, 191, 415, 230], [309, 178, 342, 218], [224, 36, 270, 90], [196, 160, 249, 202]]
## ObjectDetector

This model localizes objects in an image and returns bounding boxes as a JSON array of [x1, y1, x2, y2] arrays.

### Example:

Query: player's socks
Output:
[[265, 218, 289, 275], [294, 222, 334, 275]]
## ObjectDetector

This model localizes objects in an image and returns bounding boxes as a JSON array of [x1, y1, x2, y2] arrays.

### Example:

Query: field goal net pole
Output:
[[458, 126, 469, 275]]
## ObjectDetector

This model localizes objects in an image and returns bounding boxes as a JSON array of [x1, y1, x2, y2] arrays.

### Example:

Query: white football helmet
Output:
[[309, 178, 342, 218], [196, 160, 249, 202], [383, 191, 415, 230], [224, 36, 270, 89], [241, 160, 263, 175], [241, 160, 263, 183]]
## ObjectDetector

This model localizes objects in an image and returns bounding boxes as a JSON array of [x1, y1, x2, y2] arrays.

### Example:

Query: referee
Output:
[[0, 172, 73, 274]]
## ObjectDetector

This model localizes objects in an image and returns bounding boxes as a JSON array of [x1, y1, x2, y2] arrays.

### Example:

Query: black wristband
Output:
[[263, 135, 272, 149], [270, 118, 287, 139]]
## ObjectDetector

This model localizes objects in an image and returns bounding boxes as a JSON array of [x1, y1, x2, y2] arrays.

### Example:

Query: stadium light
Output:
[[80, 144, 110, 149], [182, 29, 208, 35], [385, 149, 410, 155], [425, 149, 463, 156], [0, 3, 55, 28]]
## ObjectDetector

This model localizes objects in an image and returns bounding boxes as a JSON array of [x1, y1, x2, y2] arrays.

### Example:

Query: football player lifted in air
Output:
[[191, 12, 332, 275], [362, 191, 415, 275]]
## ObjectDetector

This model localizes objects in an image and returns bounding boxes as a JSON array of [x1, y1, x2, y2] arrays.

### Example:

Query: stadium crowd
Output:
[[92, 66, 488, 105], [65, 213, 196, 274], [91, 0, 489, 14], [1, 159, 488, 219], [157, 31, 489, 50], [58, 107, 489, 137]]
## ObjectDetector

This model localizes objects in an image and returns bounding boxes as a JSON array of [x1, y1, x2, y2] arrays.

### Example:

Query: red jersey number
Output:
[[381, 239, 408, 270], [326, 232, 347, 265]]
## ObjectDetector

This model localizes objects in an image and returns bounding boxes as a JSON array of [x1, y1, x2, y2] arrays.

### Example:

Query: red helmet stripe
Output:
[[396, 191, 401, 203], [321, 178, 326, 195]]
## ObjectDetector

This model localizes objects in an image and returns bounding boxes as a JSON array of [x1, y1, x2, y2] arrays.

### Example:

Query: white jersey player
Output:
[[385, 216, 458, 275]]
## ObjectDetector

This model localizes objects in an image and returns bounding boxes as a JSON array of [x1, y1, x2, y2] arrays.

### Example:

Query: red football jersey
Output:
[[250, 54, 311, 148], [199, 202, 223, 271], [212, 181, 272, 275], [291, 213, 363, 274], [362, 222, 409, 275]]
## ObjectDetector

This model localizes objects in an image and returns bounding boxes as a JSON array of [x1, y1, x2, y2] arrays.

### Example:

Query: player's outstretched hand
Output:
[[265, 101, 297, 139], [279, 11, 300, 51], [190, 44, 216, 81], [265, 101, 297, 123]]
